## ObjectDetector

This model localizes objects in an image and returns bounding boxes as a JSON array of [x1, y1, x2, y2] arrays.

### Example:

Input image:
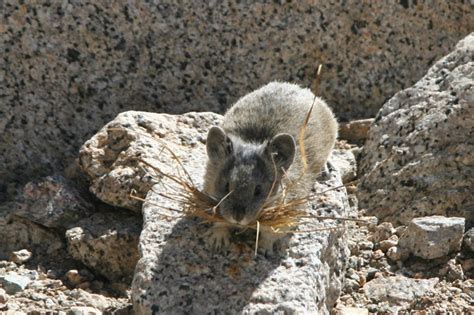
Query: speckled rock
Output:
[[65, 211, 142, 282], [79, 111, 221, 212], [358, 33, 474, 225], [12, 175, 94, 230], [331, 149, 357, 184], [2, 1, 473, 203], [363, 275, 438, 306], [131, 126, 350, 313], [9, 249, 32, 265], [0, 207, 64, 259], [398, 216, 465, 260], [464, 228, 474, 252]]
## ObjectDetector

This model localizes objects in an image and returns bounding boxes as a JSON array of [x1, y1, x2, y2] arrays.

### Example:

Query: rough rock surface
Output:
[[0, 207, 64, 260], [398, 216, 465, 260], [358, 33, 474, 225], [123, 112, 351, 313], [12, 176, 94, 230], [331, 149, 357, 184], [65, 211, 142, 282], [2, 2, 473, 202], [464, 228, 474, 252], [79, 111, 222, 212], [363, 275, 438, 305]]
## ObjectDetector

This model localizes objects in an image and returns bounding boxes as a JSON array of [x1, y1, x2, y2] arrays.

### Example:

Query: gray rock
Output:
[[464, 228, 474, 252], [130, 114, 350, 313], [0, 207, 64, 259], [331, 149, 357, 183], [66, 307, 101, 315], [0, 288, 7, 304], [65, 211, 142, 282], [9, 249, 32, 265], [358, 33, 474, 225], [371, 222, 395, 243], [339, 119, 374, 144], [399, 216, 465, 260], [0, 274, 31, 294], [363, 275, 438, 305], [12, 175, 93, 230], [79, 111, 222, 212], [2, 2, 473, 203]]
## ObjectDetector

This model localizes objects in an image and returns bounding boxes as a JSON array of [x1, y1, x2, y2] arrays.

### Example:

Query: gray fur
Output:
[[203, 82, 338, 251]]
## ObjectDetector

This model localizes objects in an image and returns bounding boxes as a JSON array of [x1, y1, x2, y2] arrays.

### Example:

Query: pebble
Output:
[[463, 228, 474, 252], [371, 222, 395, 243], [359, 241, 374, 250], [386, 246, 408, 261], [9, 249, 33, 265], [379, 235, 399, 252], [0, 288, 8, 304], [372, 249, 385, 260], [65, 270, 83, 286]]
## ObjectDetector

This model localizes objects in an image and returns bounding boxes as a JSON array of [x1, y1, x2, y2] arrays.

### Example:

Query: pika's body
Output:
[[204, 82, 338, 252]]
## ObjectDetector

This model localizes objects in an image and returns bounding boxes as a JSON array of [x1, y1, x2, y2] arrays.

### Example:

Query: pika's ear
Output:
[[206, 126, 233, 162], [267, 133, 296, 171]]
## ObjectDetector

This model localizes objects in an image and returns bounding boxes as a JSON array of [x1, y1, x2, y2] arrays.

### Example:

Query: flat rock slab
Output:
[[399, 216, 465, 260], [0, 274, 31, 295], [363, 275, 438, 306], [129, 111, 350, 314]]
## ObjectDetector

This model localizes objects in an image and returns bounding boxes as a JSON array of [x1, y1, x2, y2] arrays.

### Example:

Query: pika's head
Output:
[[206, 126, 296, 225]]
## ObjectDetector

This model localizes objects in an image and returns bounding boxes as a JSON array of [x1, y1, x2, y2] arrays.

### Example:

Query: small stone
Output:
[[460, 258, 474, 272], [45, 298, 56, 309], [0, 274, 31, 294], [398, 216, 465, 260], [446, 259, 464, 281], [335, 306, 369, 315], [360, 216, 378, 231], [359, 241, 374, 251], [9, 249, 32, 264], [343, 278, 360, 293], [379, 235, 399, 252], [363, 275, 438, 305], [65, 270, 83, 286], [386, 246, 408, 261], [394, 225, 407, 237], [67, 307, 101, 315], [0, 288, 8, 303], [463, 228, 474, 252], [371, 222, 395, 243], [372, 249, 385, 260]]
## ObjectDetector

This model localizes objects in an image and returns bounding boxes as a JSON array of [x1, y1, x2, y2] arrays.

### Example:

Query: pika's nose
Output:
[[232, 211, 245, 224]]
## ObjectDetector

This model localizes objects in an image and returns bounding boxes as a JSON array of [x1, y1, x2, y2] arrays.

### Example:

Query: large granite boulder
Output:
[[2, 1, 473, 202], [107, 111, 352, 314], [358, 33, 474, 226]]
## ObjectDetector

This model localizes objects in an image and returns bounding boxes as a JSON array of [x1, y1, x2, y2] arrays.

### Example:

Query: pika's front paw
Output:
[[257, 233, 278, 256], [205, 225, 231, 251]]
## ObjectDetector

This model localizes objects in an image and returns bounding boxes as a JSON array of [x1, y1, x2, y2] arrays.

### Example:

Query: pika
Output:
[[203, 82, 338, 253]]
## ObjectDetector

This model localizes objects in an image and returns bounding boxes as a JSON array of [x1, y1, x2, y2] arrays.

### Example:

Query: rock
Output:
[[339, 119, 374, 144], [331, 149, 357, 183], [130, 111, 350, 313], [2, 2, 472, 203], [464, 228, 474, 252], [9, 249, 32, 265], [0, 212, 65, 259], [0, 274, 31, 294], [0, 288, 7, 304], [358, 33, 474, 225], [386, 246, 408, 262], [79, 111, 222, 211], [334, 306, 369, 315], [379, 235, 399, 252], [65, 211, 141, 282], [65, 270, 83, 287], [69, 289, 111, 311], [371, 250, 385, 260], [444, 259, 465, 281], [12, 176, 93, 230], [399, 216, 465, 260], [363, 275, 438, 306], [66, 307, 101, 315], [371, 222, 395, 243]]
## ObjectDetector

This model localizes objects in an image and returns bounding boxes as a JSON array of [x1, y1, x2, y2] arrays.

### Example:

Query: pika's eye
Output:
[[254, 185, 262, 197]]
